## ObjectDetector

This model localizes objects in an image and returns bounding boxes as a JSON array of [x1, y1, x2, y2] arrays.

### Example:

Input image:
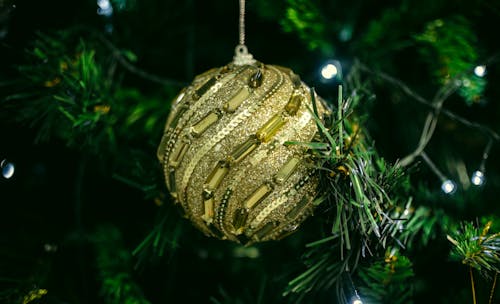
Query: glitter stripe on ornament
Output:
[[162, 67, 238, 139], [180, 66, 284, 208], [222, 144, 284, 238], [250, 169, 317, 230], [161, 66, 248, 170], [159, 73, 238, 194], [249, 167, 304, 229], [221, 101, 314, 237], [191, 68, 288, 237], [250, 194, 289, 229], [165, 66, 251, 209], [190, 68, 285, 236]]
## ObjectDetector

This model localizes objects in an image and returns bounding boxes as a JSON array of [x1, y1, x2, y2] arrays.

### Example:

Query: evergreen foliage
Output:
[[91, 225, 151, 304], [1, 0, 499, 303]]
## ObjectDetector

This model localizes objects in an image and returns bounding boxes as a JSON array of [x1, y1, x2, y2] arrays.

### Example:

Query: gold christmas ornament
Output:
[[157, 1, 328, 244], [157, 50, 328, 244]]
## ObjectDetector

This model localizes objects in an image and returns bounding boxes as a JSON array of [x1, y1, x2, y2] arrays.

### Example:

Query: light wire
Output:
[[420, 152, 447, 182]]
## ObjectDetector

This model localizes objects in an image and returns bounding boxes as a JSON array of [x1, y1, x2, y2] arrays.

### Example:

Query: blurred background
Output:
[[1, 0, 500, 303]]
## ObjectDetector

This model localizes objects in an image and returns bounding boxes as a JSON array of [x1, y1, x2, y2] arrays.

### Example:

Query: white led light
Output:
[[441, 179, 456, 194], [97, 0, 113, 16], [474, 65, 486, 77], [471, 170, 485, 186], [1, 159, 15, 179], [352, 299, 363, 304], [321, 63, 338, 80], [97, 0, 111, 9]]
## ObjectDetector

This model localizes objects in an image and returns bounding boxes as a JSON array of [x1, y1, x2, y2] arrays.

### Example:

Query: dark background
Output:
[[1, 0, 500, 303]]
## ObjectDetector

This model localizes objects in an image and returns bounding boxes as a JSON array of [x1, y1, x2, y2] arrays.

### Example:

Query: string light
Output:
[[97, 0, 113, 16], [420, 137, 492, 193], [420, 152, 457, 195], [347, 271, 363, 304], [441, 179, 457, 194], [321, 63, 338, 79], [44, 244, 58, 253], [474, 65, 486, 77], [1, 159, 15, 179], [471, 170, 485, 186], [470, 139, 492, 187], [97, 0, 114, 33], [320, 60, 342, 81]]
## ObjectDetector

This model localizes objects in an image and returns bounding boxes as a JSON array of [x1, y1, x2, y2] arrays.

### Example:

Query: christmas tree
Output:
[[1, 0, 499, 303]]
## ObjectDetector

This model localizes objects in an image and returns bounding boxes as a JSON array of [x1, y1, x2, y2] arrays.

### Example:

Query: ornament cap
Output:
[[233, 44, 256, 66]]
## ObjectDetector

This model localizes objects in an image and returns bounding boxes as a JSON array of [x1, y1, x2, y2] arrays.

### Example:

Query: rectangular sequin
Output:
[[256, 114, 286, 142], [232, 208, 249, 233], [244, 184, 272, 209], [191, 112, 219, 136], [203, 198, 214, 220], [169, 142, 189, 168], [274, 157, 300, 184], [223, 86, 250, 113], [285, 93, 303, 116], [286, 195, 310, 220], [168, 106, 188, 129], [193, 76, 217, 100], [168, 169, 177, 198], [205, 160, 229, 190], [254, 222, 277, 240], [229, 136, 259, 164]]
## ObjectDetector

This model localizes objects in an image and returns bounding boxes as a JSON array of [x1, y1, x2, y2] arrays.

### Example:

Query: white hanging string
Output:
[[239, 0, 245, 45], [233, 0, 256, 65]]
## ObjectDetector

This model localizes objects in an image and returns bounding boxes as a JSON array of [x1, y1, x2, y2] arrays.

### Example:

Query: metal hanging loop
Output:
[[233, 0, 255, 65]]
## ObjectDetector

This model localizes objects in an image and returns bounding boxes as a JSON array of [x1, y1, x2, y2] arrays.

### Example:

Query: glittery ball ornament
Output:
[[157, 48, 328, 244]]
